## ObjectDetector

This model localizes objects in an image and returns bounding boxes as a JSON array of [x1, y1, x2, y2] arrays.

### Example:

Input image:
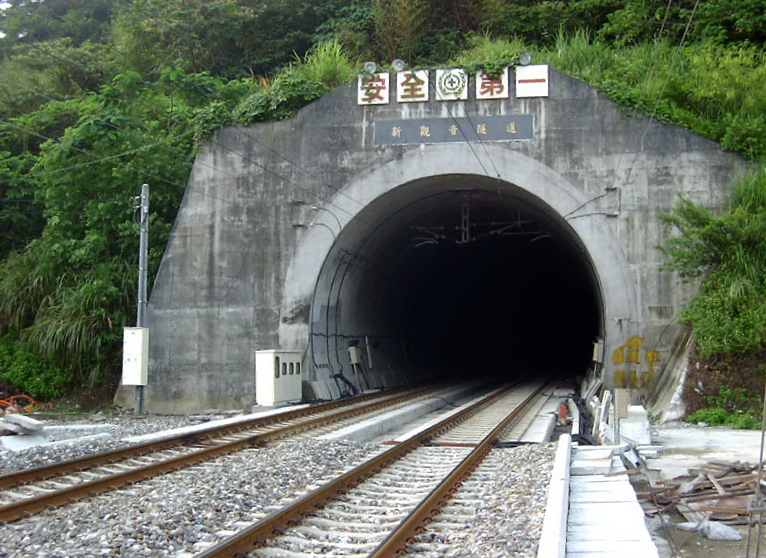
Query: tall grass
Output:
[[450, 34, 527, 68], [298, 40, 359, 89], [532, 32, 766, 161]]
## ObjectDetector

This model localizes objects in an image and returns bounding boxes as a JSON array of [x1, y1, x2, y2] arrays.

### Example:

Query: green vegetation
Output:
[[687, 383, 763, 429], [660, 168, 766, 426], [0, 0, 764, 408], [662, 168, 766, 357]]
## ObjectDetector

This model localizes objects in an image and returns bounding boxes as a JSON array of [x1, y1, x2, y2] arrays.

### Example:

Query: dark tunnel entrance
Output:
[[310, 175, 603, 387]]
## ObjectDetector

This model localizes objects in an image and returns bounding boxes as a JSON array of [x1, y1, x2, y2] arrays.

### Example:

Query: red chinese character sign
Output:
[[476, 67, 509, 100], [515, 65, 549, 98], [397, 70, 429, 103], [357, 73, 390, 105], [435, 69, 468, 101]]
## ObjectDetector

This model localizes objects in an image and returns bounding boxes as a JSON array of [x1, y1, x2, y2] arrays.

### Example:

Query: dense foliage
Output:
[[0, 0, 764, 404], [662, 169, 766, 357]]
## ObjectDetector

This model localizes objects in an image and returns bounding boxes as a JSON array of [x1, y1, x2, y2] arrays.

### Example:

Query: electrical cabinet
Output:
[[255, 350, 303, 406], [122, 327, 149, 386]]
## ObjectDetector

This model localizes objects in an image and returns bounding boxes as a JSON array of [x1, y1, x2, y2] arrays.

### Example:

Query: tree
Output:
[[0, 68, 253, 395], [0, 0, 125, 56], [0, 152, 44, 256]]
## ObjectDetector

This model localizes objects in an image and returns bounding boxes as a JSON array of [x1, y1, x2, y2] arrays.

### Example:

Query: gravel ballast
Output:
[[0, 415, 557, 557], [0, 414, 193, 475]]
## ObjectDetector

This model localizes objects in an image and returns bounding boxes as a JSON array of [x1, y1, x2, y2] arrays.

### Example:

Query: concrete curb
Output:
[[318, 384, 484, 443], [537, 433, 571, 558]]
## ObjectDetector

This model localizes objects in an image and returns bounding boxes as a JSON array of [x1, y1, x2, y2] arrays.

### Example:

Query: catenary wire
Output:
[[564, 0, 701, 221]]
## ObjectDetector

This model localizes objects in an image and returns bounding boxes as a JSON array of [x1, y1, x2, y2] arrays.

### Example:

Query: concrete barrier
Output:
[[537, 433, 572, 558]]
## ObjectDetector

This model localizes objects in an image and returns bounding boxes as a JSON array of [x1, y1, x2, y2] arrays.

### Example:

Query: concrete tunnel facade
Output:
[[120, 67, 746, 414]]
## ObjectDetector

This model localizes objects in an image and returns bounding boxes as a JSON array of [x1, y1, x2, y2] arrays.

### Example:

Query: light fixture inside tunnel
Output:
[[410, 202, 552, 248]]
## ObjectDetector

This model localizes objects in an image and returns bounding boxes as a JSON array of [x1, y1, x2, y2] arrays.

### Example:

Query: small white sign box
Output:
[[255, 350, 303, 406]]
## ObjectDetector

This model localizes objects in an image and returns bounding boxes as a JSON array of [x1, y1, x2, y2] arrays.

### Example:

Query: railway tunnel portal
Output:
[[291, 161, 606, 394], [124, 66, 746, 413]]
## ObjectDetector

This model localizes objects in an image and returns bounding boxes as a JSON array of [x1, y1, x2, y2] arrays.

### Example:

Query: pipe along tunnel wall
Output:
[[118, 68, 747, 413]]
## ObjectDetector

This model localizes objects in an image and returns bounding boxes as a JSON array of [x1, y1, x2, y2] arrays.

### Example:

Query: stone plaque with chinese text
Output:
[[374, 115, 533, 145]]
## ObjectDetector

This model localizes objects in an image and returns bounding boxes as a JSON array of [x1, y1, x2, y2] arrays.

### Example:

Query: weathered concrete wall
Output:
[[117, 68, 746, 413]]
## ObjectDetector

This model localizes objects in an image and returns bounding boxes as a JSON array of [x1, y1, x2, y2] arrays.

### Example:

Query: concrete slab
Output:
[[566, 445, 659, 558], [567, 503, 645, 525], [615, 405, 651, 445], [124, 404, 310, 444], [647, 422, 764, 480], [519, 396, 559, 443], [3, 413, 44, 431], [0, 433, 51, 451], [43, 423, 116, 440], [0, 420, 31, 435], [320, 384, 484, 443]]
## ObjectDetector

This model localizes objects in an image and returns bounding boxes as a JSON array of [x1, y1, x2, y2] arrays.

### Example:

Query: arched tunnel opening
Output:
[[309, 174, 603, 389]]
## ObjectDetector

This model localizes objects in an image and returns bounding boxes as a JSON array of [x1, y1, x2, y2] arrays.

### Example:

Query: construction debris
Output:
[[639, 459, 765, 527]]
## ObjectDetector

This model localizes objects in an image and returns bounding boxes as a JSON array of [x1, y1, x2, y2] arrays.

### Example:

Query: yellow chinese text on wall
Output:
[[612, 336, 660, 389]]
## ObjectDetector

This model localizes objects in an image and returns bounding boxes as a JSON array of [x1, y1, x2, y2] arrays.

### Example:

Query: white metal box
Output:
[[255, 350, 303, 406], [122, 327, 149, 386]]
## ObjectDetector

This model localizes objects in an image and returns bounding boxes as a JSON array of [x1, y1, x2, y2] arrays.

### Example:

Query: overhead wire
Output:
[[1, 28, 512, 231], [564, 0, 698, 222], [441, 98, 496, 179], [209, 135, 359, 223], [0, 43, 377, 223], [0, 32, 247, 182]]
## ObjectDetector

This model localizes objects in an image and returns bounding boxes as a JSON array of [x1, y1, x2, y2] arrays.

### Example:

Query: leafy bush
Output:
[[727, 412, 762, 430], [0, 336, 72, 400], [661, 168, 766, 357], [234, 40, 355, 125], [450, 34, 526, 76], [538, 36, 766, 163], [686, 406, 730, 426], [687, 407, 762, 430]]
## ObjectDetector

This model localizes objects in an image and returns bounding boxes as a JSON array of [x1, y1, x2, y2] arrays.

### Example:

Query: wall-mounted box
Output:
[[255, 350, 303, 406], [122, 327, 149, 386]]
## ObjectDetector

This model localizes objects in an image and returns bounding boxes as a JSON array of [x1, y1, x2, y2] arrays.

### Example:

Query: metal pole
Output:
[[135, 183, 149, 415]]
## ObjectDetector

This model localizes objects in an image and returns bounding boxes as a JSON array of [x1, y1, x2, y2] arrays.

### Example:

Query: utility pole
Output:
[[135, 183, 149, 415]]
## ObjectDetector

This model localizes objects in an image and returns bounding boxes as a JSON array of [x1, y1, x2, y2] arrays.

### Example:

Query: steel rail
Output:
[[0, 386, 432, 491], [193, 382, 543, 558], [370, 382, 547, 557], [0, 385, 443, 523]]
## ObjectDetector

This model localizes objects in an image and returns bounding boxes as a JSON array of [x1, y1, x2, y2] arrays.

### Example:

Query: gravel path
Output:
[[0, 414, 557, 558]]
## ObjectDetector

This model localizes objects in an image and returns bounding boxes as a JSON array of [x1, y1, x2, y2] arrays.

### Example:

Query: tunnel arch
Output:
[[281, 144, 640, 389]]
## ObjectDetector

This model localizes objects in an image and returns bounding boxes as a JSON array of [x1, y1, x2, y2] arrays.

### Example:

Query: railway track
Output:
[[192, 381, 551, 558], [0, 384, 461, 523]]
